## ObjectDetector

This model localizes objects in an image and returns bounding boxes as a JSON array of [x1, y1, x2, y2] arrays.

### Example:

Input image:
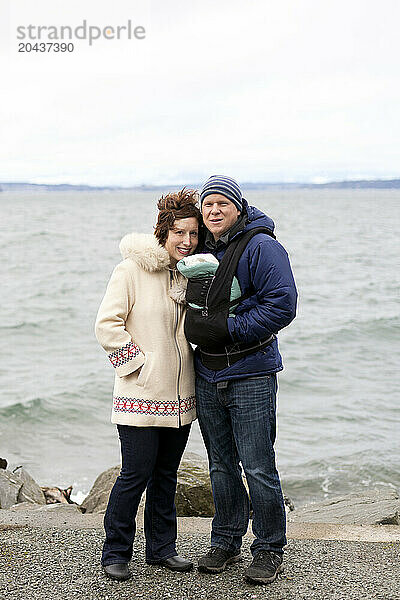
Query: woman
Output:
[[95, 189, 201, 581]]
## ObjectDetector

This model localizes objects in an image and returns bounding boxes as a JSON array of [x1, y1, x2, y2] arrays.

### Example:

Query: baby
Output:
[[177, 253, 241, 317]]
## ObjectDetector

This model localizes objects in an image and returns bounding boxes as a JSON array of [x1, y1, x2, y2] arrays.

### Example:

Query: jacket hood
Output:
[[242, 198, 275, 233], [119, 233, 171, 272]]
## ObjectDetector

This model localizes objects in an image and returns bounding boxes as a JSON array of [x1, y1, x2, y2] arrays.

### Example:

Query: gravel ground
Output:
[[0, 526, 399, 600]]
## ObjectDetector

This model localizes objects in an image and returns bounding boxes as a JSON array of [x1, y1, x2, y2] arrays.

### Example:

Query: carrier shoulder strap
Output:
[[206, 226, 275, 314]]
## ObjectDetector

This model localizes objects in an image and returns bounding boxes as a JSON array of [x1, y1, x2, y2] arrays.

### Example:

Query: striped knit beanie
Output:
[[200, 175, 243, 211]]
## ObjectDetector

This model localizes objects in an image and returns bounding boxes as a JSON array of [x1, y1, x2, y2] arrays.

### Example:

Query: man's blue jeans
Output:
[[196, 374, 286, 556]]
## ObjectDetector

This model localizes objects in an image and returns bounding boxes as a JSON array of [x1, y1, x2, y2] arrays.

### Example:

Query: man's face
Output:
[[202, 194, 241, 241]]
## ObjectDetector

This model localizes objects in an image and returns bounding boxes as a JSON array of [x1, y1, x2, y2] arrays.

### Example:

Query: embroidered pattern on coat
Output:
[[181, 395, 196, 413], [113, 395, 196, 415], [108, 341, 140, 368]]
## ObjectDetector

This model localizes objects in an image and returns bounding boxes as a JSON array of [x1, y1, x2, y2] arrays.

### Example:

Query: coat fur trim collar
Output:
[[119, 233, 170, 272]]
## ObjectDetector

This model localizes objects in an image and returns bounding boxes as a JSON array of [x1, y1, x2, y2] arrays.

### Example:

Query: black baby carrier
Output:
[[184, 226, 276, 370]]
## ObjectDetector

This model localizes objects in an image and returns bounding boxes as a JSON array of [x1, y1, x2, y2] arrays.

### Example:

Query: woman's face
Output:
[[164, 217, 199, 266]]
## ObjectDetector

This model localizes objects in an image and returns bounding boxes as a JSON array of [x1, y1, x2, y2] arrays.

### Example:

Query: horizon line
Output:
[[1, 176, 400, 189]]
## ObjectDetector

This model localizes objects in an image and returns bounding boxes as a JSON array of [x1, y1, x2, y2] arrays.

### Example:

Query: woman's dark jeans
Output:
[[101, 423, 191, 566]]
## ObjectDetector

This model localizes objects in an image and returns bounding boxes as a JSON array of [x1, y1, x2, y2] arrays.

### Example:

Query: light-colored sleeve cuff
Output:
[[108, 341, 145, 378]]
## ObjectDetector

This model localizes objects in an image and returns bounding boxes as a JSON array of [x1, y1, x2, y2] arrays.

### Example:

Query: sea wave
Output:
[[0, 395, 81, 420], [0, 397, 49, 420], [0, 320, 49, 331], [282, 459, 400, 507]]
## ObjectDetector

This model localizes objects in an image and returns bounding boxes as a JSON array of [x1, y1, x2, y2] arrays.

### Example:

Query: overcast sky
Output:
[[1, 0, 399, 185]]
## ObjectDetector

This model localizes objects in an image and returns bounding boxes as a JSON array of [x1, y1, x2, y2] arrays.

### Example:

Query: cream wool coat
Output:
[[95, 233, 196, 428]]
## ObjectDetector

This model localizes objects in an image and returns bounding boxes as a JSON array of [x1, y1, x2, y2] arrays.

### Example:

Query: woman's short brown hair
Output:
[[154, 188, 202, 247]]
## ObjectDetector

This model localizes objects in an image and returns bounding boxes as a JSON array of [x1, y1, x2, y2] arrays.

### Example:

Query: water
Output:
[[1, 188, 399, 506]]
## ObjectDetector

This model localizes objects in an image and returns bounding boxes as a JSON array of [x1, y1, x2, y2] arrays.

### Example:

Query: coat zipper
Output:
[[171, 270, 183, 425]]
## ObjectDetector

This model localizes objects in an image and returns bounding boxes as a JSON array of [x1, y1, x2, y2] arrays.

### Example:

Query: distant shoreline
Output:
[[1, 178, 400, 192]]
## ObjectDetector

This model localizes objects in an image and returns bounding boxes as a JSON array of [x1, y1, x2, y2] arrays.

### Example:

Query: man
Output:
[[194, 175, 297, 584]]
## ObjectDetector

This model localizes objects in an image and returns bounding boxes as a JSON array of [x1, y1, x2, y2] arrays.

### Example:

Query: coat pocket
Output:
[[136, 351, 153, 388]]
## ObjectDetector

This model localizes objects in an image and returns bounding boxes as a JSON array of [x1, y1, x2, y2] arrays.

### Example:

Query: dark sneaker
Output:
[[245, 551, 283, 584], [198, 547, 241, 573]]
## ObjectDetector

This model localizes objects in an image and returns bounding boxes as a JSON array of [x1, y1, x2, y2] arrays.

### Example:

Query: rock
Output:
[[284, 495, 295, 512], [6, 502, 83, 516], [0, 458, 7, 470], [12, 467, 46, 505], [41, 486, 74, 505], [81, 466, 121, 514], [81, 454, 214, 517], [175, 452, 214, 517], [36, 503, 83, 515], [0, 470, 22, 509], [8, 501, 41, 511], [288, 490, 400, 525]]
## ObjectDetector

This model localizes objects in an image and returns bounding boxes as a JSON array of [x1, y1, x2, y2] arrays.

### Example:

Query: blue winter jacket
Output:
[[195, 199, 298, 383]]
